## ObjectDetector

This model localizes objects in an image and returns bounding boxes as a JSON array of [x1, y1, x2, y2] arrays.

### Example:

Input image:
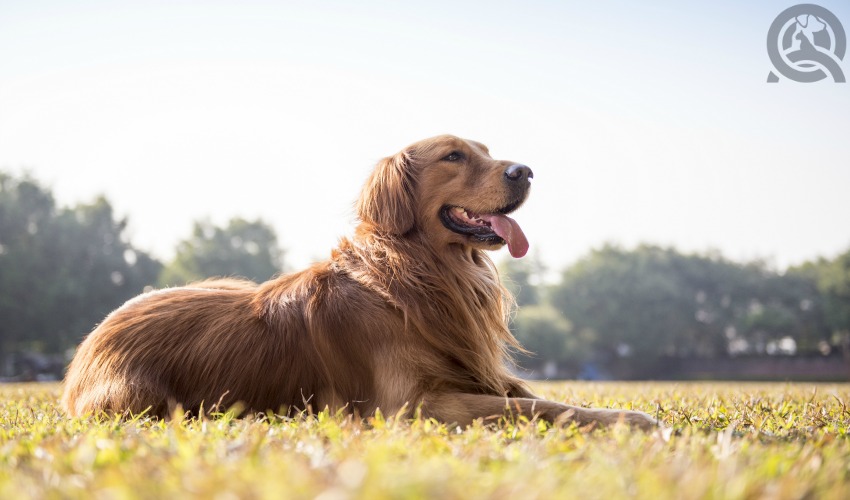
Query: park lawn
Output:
[[1, 381, 848, 499]]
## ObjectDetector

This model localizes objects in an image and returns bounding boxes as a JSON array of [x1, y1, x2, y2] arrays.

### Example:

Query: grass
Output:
[[1, 381, 849, 499]]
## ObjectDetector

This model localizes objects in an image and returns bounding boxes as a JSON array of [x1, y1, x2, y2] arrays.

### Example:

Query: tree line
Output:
[[0, 171, 283, 375], [502, 245, 850, 378], [1, 170, 849, 379]]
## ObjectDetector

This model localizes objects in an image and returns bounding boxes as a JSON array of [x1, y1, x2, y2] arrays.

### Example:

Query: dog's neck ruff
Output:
[[338, 230, 521, 395]]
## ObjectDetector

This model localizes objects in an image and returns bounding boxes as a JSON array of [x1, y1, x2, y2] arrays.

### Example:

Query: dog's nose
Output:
[[504, 164, 533, 182]]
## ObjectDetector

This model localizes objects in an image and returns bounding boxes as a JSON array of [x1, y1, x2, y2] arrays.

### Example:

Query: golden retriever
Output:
[[62, 135, 656, 430]]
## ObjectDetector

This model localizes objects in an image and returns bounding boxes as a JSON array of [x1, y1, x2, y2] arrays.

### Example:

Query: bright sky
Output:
[[2, 1, 849, 275]]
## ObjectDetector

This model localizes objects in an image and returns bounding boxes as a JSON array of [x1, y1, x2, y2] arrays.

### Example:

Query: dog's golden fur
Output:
[[62, 135, 655, 429]]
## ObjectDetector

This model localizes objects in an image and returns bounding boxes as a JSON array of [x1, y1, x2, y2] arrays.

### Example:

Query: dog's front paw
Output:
[[583, 408, 660, 431], [619, 410, 660, 431]]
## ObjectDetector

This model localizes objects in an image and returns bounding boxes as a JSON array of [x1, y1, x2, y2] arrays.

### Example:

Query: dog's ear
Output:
[[356, 151, 416, 235]]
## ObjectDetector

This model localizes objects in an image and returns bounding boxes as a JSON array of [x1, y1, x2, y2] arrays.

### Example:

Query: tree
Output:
[[49, 197, 162, 349], [550, 245, 693, 368], [792, 249, 850, 352], [0, 172, 161, 359], [509, 304, 595, 376], [498, 253, 546, 307], [548, 244, 826, 373], [159, 218, 284, 286], [0, 172, 57, 358]]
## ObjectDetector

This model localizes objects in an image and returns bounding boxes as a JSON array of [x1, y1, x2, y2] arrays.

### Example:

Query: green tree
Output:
[[0, 172, 161, 359], [548, 244, 823, 373], [551, 245, 692, 368], [792, 249, 850, 351], [510, 305, 594, 375], [50, 197, 162, 349], [159, 218, 284, 286], [733, 270, 827, 354], [499, 252, 546, 307]]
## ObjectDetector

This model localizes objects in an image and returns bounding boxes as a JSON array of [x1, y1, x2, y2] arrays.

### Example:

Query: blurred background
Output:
[[1, 0, 848, 381]]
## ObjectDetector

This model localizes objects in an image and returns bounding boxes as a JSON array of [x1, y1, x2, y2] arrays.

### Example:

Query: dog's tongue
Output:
[[479, 213, 529, 258]]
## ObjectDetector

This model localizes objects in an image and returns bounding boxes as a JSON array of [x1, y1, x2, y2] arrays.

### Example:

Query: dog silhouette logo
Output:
[[767, 4, 846, 82]]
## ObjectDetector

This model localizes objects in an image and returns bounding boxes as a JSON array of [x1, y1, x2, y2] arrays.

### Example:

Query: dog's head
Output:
[[357, 135, 532, 258]]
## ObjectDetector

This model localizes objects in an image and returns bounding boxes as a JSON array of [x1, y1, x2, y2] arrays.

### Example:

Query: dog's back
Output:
[[62, 262, 402, 418], [62, 278, 318, 417]]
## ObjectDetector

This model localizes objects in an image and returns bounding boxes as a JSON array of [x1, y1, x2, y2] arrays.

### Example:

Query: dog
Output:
[[62, 135, 657, 430]]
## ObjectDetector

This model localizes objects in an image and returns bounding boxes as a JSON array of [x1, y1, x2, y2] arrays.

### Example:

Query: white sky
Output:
[[2, 0, 849, 275]]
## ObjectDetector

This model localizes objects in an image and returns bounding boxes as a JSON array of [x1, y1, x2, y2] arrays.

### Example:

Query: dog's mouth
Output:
[[439, 201, 529, 258]]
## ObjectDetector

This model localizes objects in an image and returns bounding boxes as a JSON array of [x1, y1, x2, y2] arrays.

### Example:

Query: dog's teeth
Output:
[[451, 207, 480, 222]]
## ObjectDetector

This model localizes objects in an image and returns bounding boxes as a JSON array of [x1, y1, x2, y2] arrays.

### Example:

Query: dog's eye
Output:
[[442, 152, 463, 162]]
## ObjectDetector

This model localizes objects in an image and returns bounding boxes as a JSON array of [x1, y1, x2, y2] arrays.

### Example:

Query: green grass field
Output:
[[2, 381, 849, 499]]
